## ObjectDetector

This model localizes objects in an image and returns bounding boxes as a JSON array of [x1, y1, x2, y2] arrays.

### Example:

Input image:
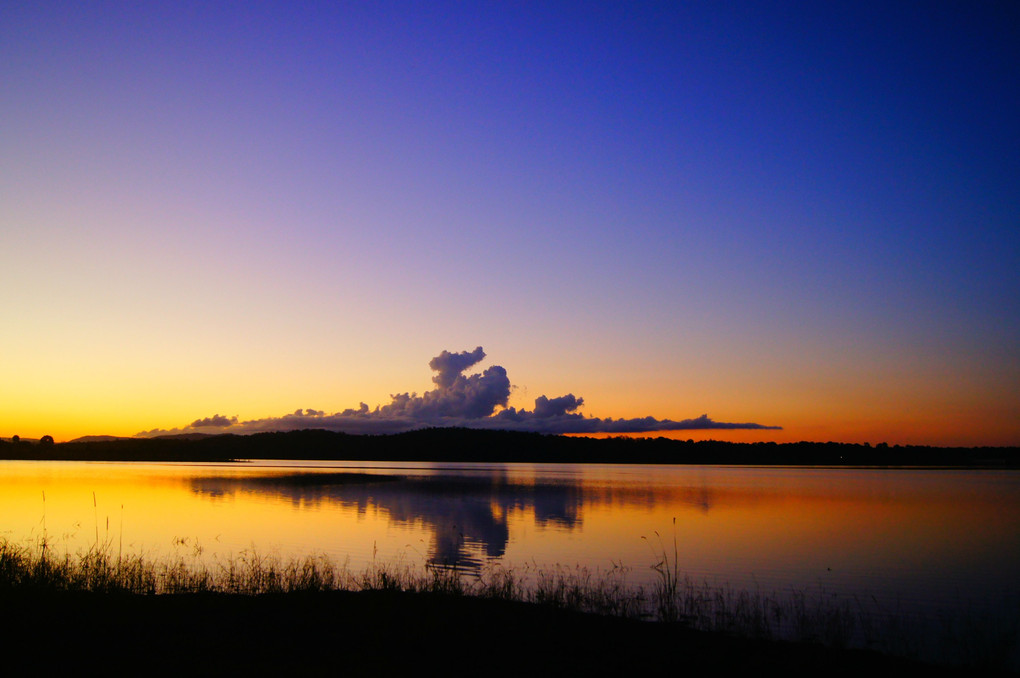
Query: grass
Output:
[[0, 535, 1015, 673]]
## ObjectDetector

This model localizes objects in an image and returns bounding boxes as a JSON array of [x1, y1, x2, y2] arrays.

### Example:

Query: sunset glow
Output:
[[1, 3, 1016, 446]]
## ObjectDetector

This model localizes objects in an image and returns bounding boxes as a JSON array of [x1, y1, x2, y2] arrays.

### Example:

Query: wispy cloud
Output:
[[137, 347, 780, 437]]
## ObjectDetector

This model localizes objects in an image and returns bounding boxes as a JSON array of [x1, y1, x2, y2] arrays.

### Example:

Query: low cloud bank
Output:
[[137, 347, 780, 437], [188, 414, 237, 428]]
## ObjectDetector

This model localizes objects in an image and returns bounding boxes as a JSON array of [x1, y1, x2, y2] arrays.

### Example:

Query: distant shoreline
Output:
[[1, 428, 1017, 466]]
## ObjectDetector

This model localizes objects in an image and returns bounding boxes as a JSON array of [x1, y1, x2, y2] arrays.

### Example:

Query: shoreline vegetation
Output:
[[0, 538, 1013, 675], [2, 427, 1018, 465]]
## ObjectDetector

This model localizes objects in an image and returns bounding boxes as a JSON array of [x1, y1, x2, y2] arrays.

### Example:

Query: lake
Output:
[[2, 459, 1018, 666]]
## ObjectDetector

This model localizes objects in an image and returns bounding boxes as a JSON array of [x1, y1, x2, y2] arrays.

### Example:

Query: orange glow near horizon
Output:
[[3, 329, 1017, 447], [4, 416, 1018, 448], [2, 365, 1017, 447], [563, 420, 1020, 448]]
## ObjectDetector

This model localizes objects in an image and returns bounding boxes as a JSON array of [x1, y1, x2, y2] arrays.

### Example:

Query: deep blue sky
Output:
[[2, 1, 1017, 443]]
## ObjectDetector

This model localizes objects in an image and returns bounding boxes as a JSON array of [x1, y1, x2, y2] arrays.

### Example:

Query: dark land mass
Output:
[[2, 428, 1018, 465], [0, 588, 1007, 677]]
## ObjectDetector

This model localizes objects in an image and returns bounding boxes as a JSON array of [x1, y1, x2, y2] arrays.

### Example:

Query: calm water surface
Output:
[[2, 460, 1018, 640]]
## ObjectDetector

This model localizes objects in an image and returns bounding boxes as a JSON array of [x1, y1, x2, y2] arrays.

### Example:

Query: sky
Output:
[[2, 1, 1017, 446]]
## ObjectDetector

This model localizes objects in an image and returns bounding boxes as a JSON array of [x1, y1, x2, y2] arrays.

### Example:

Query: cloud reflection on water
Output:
[[187, 470, 717, 569]]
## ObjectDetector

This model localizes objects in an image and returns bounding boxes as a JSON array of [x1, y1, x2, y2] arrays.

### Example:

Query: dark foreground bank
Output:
[[4, 428, 1019, 465], [0, 589, 1008, 677]]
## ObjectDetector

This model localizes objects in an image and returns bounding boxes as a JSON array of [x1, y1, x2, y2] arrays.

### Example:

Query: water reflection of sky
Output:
[[188, 472, 594, 569], [3, 461, 1018, 630], [185, 466, 737, 569], [184, 465, 1020, 585]]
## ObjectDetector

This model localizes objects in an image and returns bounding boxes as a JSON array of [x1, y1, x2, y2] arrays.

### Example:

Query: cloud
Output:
[[428, 346, 486, 389], [378, 347, 510, 420], [489, 409, 780, 435], [188, 414, 238, 428], [533, 394, 584, 418], [138, 347, 780, 437]]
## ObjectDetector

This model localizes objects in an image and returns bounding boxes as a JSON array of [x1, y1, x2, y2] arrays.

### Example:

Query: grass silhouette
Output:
[[0, 535, 1015, 673]]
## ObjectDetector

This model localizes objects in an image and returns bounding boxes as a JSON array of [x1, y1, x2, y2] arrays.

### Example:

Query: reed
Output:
[[0, 536, 1013, 671]]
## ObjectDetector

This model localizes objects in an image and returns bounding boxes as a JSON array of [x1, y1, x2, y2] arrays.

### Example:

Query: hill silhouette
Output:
[[1, 428, 1016, 466]]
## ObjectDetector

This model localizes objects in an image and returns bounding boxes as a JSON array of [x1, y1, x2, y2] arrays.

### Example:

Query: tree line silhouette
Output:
[[1, 428, 1017, 466]]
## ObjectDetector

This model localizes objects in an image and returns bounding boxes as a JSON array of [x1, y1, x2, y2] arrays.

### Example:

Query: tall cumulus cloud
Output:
[[137, 347, 780, 437]]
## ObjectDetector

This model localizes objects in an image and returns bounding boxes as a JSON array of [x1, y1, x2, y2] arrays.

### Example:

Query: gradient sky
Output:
[[2, 1, 1017, 445]]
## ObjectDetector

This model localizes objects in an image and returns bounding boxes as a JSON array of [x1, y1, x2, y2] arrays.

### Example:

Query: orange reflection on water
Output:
[[0, 460, 1017, 614]]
